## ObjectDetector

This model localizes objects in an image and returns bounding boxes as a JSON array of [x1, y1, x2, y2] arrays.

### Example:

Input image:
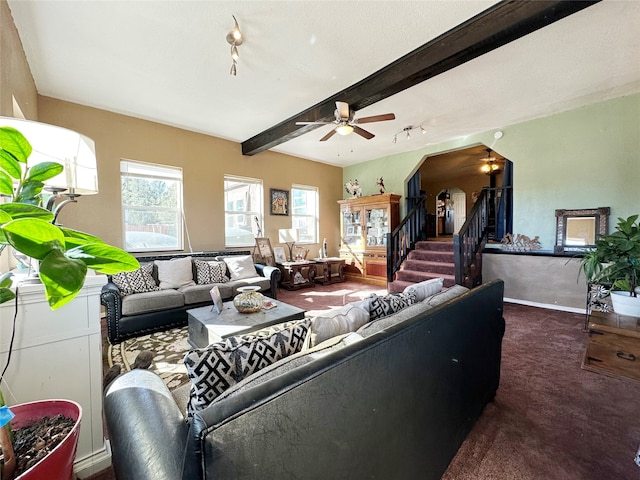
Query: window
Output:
[[291, 185, 318, 244], [121, 160, 183, 252], [224, 175, 263, 247]]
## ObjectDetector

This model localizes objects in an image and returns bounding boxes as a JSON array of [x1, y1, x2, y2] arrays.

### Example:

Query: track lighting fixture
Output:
[[393, 124, 426, 143], [226, 15, 243, 76]]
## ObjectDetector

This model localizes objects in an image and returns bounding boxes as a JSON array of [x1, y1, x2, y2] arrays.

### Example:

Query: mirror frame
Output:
[[554, 207, 610, 254]]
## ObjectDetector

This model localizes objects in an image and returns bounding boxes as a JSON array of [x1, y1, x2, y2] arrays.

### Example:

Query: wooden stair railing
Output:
[[453, 186, 511, 288], [387, 194, 428, 282]]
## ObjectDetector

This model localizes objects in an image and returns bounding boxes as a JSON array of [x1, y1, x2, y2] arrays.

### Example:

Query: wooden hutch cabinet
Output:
[[338, 193, 401, 286]]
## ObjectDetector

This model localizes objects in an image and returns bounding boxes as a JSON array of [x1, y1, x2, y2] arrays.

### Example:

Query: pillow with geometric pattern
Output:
[[111, 263, 159, 296], [194, 259, 229, 284], [368, 291, 417, 321], [184, 318, 310, 418]]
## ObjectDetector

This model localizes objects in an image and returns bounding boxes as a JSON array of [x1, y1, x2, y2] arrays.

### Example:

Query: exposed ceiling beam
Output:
[[242, 0, 600, 156]]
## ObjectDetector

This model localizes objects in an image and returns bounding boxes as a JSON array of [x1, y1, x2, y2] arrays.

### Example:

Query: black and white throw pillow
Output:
[[369, 291, 417, 321], [194, 259, 229, 284], [111, 263, 159, 296], [184, 318, 310, 418]]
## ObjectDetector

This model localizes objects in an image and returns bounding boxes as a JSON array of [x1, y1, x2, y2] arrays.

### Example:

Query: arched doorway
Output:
[[418, 144, 513, 240]]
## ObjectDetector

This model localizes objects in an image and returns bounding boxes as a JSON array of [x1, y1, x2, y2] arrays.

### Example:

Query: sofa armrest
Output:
[[104, 369, 199, 480], [254, 264, 281, 299], [101, 282, 124, 345]]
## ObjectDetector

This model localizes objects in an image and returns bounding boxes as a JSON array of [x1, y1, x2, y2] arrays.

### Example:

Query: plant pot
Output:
[[9, 399, 82, 480], [610, 291, 640, 317]]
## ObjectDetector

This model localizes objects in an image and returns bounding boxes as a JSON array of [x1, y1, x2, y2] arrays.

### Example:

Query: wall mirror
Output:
[[554, 207, 610, 254]]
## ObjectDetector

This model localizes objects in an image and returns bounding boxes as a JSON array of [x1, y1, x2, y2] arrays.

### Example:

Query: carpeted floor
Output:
[[97, 284, 640, 480]]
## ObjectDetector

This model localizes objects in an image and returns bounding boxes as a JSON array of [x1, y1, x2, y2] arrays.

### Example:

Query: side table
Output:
[[277, 261, 317, 290], [583, 310, 640, 383], [314, 258, 346, 285]]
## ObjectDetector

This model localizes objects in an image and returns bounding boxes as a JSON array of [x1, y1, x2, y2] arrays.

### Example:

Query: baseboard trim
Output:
[[74, 443, 112, 479], [504, 297, 586, 315]]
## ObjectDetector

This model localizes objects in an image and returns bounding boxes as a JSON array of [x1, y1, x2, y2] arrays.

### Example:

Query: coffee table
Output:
[[187, 299, 306, 348]]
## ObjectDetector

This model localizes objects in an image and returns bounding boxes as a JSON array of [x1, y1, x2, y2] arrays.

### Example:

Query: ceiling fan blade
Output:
[[295, 121, 332, 125], [336, 101, 350, 120], [353, 126, 374, 140], [319, 129, 338, 142], [356, 113, 396, 124]]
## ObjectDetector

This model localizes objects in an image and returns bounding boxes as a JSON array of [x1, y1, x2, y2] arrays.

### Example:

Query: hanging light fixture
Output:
[[226, 15, 243, 76], [480, 148, 500, 175], [392, 124, 426, 143]]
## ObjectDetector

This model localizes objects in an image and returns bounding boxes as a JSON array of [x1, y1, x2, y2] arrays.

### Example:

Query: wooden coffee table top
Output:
[[187, 299, 306, 348]]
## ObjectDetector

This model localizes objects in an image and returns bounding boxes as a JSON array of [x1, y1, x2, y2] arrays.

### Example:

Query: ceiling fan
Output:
[[296, 101, 395, 142]]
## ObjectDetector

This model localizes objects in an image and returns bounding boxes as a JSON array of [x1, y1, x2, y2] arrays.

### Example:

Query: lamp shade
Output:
[[0, 117, 98, 195], [278, 229, 299, 243]]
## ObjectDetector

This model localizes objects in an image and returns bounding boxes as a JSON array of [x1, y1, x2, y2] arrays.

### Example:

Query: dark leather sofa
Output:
[[100, 250, 281, 344], [104, 279, 504, 480]]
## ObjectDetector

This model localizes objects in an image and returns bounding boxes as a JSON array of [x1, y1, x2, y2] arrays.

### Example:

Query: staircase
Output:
[[388, 240, 456, 293]]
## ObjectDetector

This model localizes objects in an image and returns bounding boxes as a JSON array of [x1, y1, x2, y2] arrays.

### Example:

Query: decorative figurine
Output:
[[344, 179, 362, 198], [376, 177, 385, 194]]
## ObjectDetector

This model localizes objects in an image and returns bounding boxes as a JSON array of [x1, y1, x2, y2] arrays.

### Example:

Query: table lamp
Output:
[[278, 228, 299, 261]]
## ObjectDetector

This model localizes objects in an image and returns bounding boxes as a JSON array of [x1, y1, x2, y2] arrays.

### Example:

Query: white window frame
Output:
[[291, 184, 319, 244], [120, 160, 183, 252], [224, 175, 263, 247]]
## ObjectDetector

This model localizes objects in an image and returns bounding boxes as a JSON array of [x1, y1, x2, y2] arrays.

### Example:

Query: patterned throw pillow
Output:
[[111, 263, 159, 296], [194, 259, 229, 284], [184, 319, 310, 418], [369, 291, 417, 321]]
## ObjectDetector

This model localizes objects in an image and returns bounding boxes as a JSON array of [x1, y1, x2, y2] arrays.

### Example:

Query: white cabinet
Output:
[[0, 273, 108, 478]]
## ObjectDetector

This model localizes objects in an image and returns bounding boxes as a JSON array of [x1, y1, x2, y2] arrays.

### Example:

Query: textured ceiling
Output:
[[8, 0, 640, 167]]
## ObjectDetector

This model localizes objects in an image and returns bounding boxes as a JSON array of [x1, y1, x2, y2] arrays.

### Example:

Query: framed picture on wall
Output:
[[270, 189, 289, 216]]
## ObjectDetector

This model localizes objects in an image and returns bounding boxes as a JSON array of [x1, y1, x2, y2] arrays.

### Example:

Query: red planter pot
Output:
[[10, 399, 82, 480]]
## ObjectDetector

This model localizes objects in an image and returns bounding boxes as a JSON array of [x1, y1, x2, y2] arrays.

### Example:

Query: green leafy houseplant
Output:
[[0, 125, 139, 308], [0, 124, 138, 479], [579, 214, 640, 297]]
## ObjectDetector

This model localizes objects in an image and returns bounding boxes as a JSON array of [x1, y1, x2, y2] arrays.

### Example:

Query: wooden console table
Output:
[[277, 261, 317, 290], [583, 310, 640, 383], [314, 258, 345, 285]]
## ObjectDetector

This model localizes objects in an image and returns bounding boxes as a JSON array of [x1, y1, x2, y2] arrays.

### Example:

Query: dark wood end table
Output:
[[314, 258, 346, 285], [277, 261, 317, 290]]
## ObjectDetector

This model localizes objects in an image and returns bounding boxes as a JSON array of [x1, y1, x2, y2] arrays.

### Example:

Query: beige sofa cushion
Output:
[[156, 256, 196, 289], [403, 277, 444, 301], [222, 255, 258, 280], [307, 305, 370, 347]]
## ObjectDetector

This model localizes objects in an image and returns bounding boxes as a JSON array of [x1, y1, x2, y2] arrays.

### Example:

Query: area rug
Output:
[[107, 326, 191, 391], [104, 281, 387, 392]]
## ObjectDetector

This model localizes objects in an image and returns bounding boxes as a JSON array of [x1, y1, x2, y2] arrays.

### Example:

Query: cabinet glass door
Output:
[[365, 208, 388, 247], [342, 209, 362, 247]]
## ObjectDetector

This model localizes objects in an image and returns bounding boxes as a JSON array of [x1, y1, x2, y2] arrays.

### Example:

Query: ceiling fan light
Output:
[[420, 125, 427, 134], [481, 164, 490, 174], [336, 124, 354, 136]]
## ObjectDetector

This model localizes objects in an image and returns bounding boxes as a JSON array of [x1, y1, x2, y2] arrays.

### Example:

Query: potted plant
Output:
[[0, 124, 139, 479], [579, 214, 640, 317]]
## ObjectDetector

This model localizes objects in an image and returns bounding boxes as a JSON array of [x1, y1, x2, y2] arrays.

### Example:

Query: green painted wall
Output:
[[344, 93, 640, 250]]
